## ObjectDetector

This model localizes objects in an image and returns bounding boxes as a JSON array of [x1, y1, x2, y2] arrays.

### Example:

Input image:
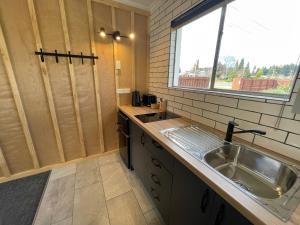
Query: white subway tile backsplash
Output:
[[203, 111, 233, 124], [174, 108, 191, 118], [191, 114, 215, 128], [215, 122, 227, 132], [286, 133, 300, 148], [235, 119, 288, 142], [254, 136, 300, 161], [260, 115, 300, 134], [182, 105, 202, 116], [238, 100, 282, 116], [218, 106, 261, 123], [193, 100, 218, 112], [205, 95, 238, 107], [174, 96, 193, 106], [183, 91, 205, 101]]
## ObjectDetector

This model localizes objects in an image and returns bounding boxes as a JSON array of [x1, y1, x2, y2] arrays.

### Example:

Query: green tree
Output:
[[238, 58, 245, 70], [256, 69, 264, 79]]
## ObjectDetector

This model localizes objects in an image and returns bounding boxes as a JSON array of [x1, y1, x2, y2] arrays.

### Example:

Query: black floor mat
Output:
[[0, 171, 50, 225]]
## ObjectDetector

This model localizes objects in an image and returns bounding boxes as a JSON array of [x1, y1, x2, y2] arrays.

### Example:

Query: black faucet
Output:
[[224, 121, 266, 143]]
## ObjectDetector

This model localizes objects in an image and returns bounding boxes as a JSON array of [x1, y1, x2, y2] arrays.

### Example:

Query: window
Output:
[[169, 0, 300, 100]]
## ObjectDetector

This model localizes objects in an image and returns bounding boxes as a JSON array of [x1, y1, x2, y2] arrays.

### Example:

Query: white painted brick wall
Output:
[[148, 0, 300, 161]]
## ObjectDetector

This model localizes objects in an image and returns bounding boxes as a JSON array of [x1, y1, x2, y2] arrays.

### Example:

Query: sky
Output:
[[178, 0, 300, 72]]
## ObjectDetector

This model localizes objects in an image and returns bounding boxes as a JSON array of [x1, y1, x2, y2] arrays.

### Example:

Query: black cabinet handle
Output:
[[118, 112, 129, 121], [151, 173, 161, 185], [151, 157, 162, 168], [200, 189, 210, 213], [152, 140, 163, 149], [150, 187, 160, 202], [117, 129, 129, 138], [141, 133, 145, 146], [214, 204, 225, 225]]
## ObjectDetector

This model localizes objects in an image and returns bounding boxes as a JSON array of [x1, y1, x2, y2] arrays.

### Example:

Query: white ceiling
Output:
[[113, 0, 156, 11]]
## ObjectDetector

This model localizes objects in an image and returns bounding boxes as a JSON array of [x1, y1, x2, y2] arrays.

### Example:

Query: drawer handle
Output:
[[151, 173, 161, 185], [152, 140, 163, 149], [214, 204, 225, 225], [150, 187, 160, 202], [200, 189, 210, 213], [151, 158, 162, 168]]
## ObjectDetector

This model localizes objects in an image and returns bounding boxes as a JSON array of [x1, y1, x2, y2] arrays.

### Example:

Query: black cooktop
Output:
[[135, 111, 180, 123]]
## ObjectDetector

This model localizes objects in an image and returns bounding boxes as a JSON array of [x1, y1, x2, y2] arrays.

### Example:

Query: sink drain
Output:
[[234, 180, 251, 192]]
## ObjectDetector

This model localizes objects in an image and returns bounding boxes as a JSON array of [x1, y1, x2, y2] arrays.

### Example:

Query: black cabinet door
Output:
[[209, 195, 253, 225], [130, 121, 147, 180], [170, 160, 214, 225]]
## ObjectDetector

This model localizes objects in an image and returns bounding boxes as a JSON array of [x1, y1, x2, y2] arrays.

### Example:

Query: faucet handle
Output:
[[229, 121, 239, 127]]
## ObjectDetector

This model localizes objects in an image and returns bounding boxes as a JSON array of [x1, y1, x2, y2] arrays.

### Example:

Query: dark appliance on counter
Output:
[[142, 94, 157, 106], [117, 111, 131, 169], [135, 111, 180, 123], [132, 91, 141, 106]]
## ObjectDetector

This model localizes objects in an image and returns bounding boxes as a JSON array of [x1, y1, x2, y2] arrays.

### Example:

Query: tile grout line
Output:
[[98, 158, 113, 225], [70, 164, 77, 225]]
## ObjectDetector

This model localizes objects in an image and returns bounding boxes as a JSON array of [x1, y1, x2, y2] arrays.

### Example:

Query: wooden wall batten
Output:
[[0, 0, 148, 178], [27, 0, 65, 162], [131, 11, 136, 91], [58, 0, 86, 157], [0, 147, 10, 177], [87, 0, 105, 153], [0, 20, 40, 169]]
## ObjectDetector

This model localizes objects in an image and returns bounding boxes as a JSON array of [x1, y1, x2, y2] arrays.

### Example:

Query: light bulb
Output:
[[129, 33, 135, 40], [99, 27, 106, 38], [116, 36, 121, 41]]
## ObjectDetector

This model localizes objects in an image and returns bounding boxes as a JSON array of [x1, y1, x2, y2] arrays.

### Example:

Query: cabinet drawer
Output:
[[146, 153, 172, 224], [144, 137, 174, 173]]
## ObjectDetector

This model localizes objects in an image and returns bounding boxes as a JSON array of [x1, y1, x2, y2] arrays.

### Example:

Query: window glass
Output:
[[173, 8, 222, 89], [215, 0, 300, 95], [170, 0, 300, 99]]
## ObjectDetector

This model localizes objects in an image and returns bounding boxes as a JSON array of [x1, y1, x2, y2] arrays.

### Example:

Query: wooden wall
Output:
[[0, 0, 148, 178]]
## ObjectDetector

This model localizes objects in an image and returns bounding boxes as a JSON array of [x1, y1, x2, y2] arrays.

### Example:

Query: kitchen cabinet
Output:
[[170, 160, 252, 225], [170, 160, 214, 225], [129, 120, 252, 225], [130, 121, 173, 223], [130, 121, 148, 183], [209, 195, 252, 225]]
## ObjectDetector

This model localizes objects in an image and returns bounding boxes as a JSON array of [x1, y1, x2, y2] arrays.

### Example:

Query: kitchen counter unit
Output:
[[119, 105, 300, 225]]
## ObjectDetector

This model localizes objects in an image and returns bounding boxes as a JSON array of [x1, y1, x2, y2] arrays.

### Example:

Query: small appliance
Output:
[[131, 91, 141, 106], [142, 94, 157, 106]]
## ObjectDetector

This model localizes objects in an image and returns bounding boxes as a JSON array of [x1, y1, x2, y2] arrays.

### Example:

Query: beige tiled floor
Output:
[[33, 152, 165, 225]]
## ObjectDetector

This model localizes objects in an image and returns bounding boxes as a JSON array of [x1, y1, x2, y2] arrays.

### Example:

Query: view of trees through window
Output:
[[172, 0, 300, 98]]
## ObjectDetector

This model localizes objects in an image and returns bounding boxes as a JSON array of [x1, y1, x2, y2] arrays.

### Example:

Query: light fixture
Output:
[[112, 31, 121, 41], [129, 32, 135, 40], [99, 27, 106, 37], [98, 27, 135, 42]]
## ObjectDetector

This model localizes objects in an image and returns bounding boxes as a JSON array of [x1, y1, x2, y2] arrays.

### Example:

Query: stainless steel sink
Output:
[[204, 144, 297, 199], [161, 125, 300, 221]]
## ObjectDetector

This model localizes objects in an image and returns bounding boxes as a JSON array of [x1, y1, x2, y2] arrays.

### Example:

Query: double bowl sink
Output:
[[161, 125, 300, 221]]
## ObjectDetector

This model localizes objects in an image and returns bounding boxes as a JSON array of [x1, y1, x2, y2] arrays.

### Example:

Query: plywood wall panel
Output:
[[135, 14, 148, 95], [0, 58, 33, 173], [64, 0, 100, 155], [92, 2, 118, 151], [115, 8, 132, 105], [0, 0, 60, 166], [35, 0, 81, 160]]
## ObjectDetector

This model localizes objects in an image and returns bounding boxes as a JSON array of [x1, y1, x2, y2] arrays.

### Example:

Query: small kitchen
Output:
[[0, 0, 300, 225]]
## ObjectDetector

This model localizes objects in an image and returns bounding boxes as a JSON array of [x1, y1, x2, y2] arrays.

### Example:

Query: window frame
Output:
[[168, 0, 300, 101]]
